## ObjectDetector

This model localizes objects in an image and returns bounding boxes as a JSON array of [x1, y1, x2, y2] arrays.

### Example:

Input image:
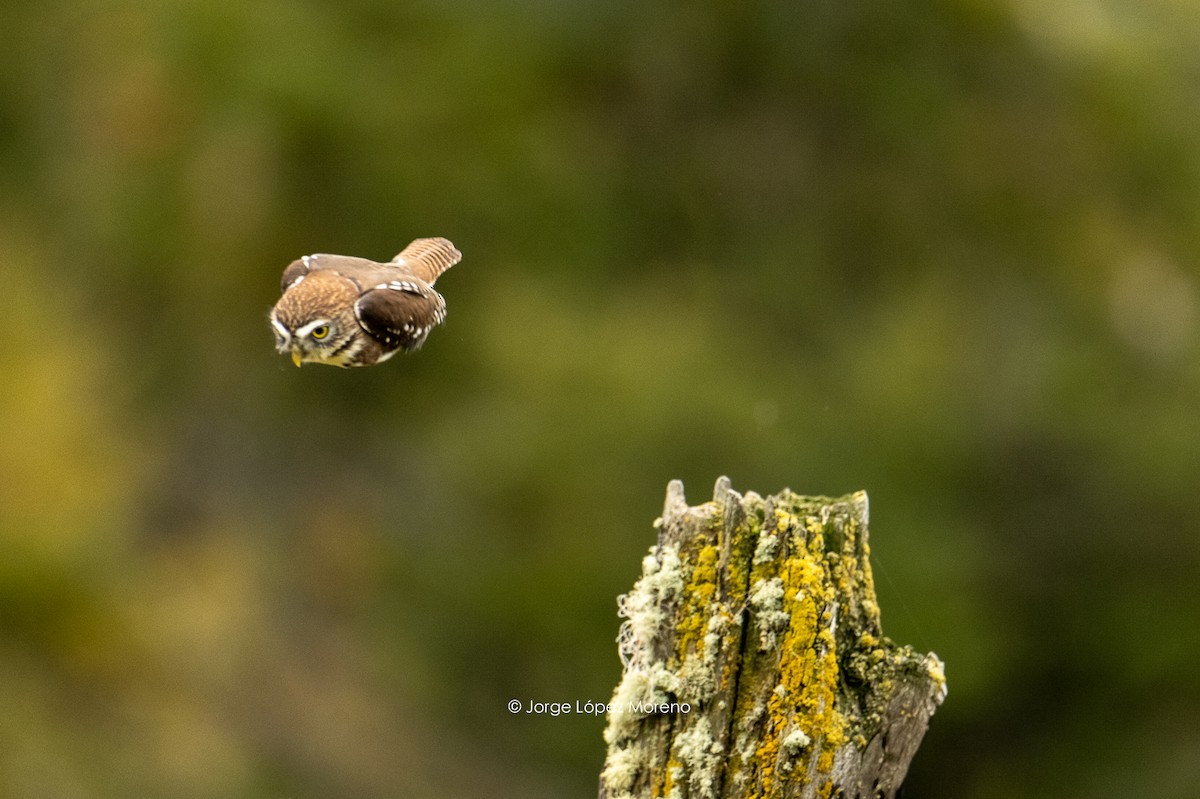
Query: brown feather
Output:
[[354, 281, 447, 352], [391, 237, 462, 284]]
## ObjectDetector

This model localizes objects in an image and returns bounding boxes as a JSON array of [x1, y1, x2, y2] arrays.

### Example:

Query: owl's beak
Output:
[[291, 349, 303, 368]]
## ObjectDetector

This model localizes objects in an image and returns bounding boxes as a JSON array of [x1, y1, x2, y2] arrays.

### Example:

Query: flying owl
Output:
[[270, 237, 461, 368]]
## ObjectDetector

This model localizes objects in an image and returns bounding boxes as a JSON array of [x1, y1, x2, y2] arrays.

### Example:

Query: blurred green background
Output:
[[2, 0, 1199, 796]]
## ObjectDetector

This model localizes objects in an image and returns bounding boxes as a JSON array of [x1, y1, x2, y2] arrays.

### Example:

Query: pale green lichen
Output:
[[748, 576, 790, 651], [782, 727, 812, 755], [616, 543, 684, 671], [602, 542, 688, 798], [600, 743, 648, 796], [665, 717, 723, 799], [753, 532, 778, 565]]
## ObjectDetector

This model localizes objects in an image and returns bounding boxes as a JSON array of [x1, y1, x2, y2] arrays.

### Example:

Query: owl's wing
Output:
[[391, 238, 461, 284], [280, 258, 310, 292], [354, 279, 447, 352]]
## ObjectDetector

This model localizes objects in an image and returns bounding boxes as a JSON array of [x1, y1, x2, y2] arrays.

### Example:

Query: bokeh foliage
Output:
[[2, 0, 1199, 796]]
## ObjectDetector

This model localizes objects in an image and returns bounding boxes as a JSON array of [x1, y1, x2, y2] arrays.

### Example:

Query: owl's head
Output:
[[269, 272, 363, 367]]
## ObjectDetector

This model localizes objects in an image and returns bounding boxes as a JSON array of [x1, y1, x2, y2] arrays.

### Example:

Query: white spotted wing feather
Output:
[[354, 278, 447, 352]]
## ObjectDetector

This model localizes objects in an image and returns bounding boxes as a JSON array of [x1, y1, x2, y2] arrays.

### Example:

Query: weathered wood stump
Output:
[[598, 478, 946, 799]]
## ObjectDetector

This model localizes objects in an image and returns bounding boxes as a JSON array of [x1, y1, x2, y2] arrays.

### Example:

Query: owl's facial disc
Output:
[[281, 318, 342, 367], [270, 317, 292, 350]]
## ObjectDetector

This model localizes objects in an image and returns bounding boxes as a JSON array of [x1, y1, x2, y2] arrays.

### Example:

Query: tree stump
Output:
[[598, 478, 946, 799]]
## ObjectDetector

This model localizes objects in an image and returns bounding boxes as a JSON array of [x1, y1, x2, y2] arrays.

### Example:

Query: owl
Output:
[[270, 237, 461, 367]]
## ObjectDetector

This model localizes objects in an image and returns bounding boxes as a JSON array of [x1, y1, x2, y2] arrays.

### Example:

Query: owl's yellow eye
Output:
[[310, 325, 330, 340]]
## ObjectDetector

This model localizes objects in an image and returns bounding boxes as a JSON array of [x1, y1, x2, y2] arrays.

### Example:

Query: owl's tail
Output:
[[392, 237, 462, 284]]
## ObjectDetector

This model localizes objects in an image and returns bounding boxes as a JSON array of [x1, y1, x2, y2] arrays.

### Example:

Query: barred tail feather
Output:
[[392, 237, 462, 284]]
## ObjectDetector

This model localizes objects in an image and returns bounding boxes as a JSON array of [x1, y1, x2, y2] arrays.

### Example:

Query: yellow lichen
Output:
[[659, 755, 678, 798], [744, 507, 850, 795], [675, 544, 719, 662], [776, 511, 799, 534]]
